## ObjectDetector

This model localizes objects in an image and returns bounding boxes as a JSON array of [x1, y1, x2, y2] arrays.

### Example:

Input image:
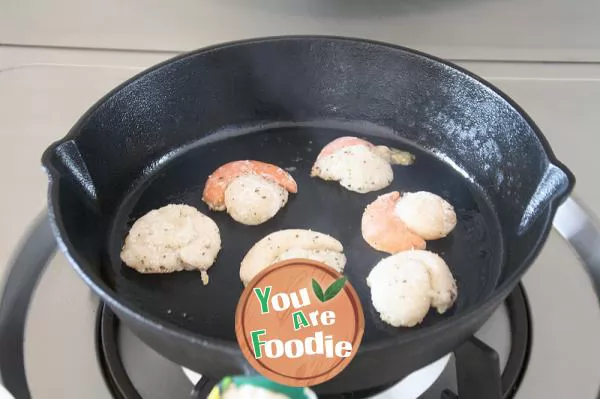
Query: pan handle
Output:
[[553, 195, 600, 299]]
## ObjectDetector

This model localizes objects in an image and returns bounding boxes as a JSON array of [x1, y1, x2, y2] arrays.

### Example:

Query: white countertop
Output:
[[2, 0, 600, 62]]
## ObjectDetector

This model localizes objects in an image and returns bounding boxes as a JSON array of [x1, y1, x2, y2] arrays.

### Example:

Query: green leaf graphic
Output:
[[312, 279, 325, 302], [323, 276, 348, 302]]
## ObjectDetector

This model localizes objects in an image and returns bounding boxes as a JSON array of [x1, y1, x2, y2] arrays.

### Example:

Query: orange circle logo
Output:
[[235, 259, 365, 387]]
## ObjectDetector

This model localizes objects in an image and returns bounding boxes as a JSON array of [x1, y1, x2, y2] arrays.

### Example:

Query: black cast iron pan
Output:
[[41, 36, 574, 394]]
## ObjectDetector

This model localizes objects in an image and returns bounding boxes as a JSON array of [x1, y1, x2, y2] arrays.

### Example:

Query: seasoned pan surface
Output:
[[108, 123, 502, 345]]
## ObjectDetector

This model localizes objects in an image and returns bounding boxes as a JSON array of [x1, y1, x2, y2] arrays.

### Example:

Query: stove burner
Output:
[[95, 285, 530, 399], [500, 286, 531, 397]]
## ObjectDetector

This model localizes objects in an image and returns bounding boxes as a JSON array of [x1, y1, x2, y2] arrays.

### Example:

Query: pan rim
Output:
[[42, 35, 574, 360]]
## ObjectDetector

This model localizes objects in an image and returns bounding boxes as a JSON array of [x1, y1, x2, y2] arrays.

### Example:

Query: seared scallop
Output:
[[240, 229, 346, 285], [366, 250, 458, 327], [120, 204, 221, 285]]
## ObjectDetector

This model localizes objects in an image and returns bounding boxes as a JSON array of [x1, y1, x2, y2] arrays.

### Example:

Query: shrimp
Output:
[[391, 250, 458, 313], [311, 136, 414, 194], [367, 257, 432, 327], [312, 145, 394, 193], [394, 191, 457, 240], [202, 160, 298, 212], [312, 136, 374, 164], [223, 174, 289, 226], [361, 192, 426, 254], [366, 249, 458, 327], [240, 229, 346, 285], [120, 204, 221, 285]]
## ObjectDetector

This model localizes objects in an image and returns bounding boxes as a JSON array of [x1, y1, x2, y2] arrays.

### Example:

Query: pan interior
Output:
[[107, 124, 503, 345]]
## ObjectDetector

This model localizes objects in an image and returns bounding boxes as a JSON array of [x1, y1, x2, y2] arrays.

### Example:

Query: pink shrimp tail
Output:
[[202, 160, 297, 210], [361, 191, 426, 254]]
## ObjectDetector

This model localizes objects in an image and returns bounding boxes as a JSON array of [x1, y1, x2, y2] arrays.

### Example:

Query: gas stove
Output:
[[1, 197, 598, 398], [2, 29, 600, 398]]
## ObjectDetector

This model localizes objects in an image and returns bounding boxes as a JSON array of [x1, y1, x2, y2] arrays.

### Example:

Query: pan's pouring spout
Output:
[[518, 164, 572, 235], [42, 139, 100, 213]]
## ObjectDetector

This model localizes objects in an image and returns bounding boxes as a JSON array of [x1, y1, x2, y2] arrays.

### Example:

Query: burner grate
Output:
[[95, 285, 530, 399]]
